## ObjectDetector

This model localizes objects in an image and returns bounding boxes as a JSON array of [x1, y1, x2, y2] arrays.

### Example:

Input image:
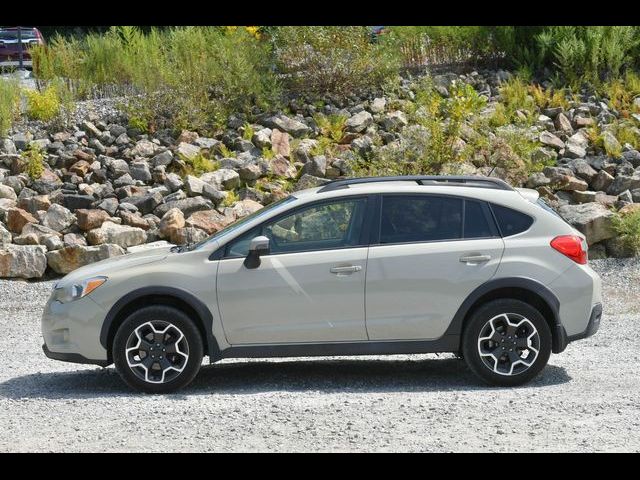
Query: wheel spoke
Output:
[[516, 337, 529, 349]]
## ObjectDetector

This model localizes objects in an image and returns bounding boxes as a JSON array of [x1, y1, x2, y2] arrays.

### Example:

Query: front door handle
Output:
[[330, 265, 362, 274], [459, 254, 491, 264]]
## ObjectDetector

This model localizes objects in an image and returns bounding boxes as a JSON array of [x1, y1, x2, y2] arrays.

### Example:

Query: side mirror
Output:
[[244, 236, 270, 269]]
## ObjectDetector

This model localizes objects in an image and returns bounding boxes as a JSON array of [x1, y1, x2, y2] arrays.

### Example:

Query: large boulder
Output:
[[185, 210, 233, 235], [159, 208, 185, 240], [557, 202, 615, 245], [262, 114, 311, 137], [76, 209, 112, 231], [0, 245, 47, 279], [46, 244, 125, 275], [201, 169, 241, 191], [6, 207, 38, 233], [154, 196, 214, 218], [87, 221, 147, 248], [41, 204, 76, 232], [345, 111, 373, 133], [0, 184, 17, 201]]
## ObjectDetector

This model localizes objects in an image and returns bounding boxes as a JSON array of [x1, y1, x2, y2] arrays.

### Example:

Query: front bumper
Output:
[[41, 294, 110, 365], [42, 344, 109, 367]]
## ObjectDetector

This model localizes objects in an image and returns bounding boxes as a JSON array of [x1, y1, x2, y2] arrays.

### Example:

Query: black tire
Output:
[[113, 306, 203, 393], [462, 299, 552, 387]]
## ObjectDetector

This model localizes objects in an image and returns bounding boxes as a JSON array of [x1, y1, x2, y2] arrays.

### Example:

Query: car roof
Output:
[[292, 177, 529, 208]]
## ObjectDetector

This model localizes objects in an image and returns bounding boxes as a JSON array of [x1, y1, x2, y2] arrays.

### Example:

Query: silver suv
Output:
[[41, 176, 603, 393]]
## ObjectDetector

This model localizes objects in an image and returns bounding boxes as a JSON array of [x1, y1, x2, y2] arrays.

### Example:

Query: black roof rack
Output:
[[317, 175, 514, 193]]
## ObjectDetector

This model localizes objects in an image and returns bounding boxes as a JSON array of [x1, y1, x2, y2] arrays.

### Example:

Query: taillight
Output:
[[550, 235, 587, 265]]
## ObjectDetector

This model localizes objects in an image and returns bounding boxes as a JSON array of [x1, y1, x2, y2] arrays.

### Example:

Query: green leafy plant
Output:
[[25, 85, 61, 121], [180, 152, 219, 177], [221, 190, 240, 207], [22, 144, 45, 180], [313, 113, 347, 142], [262, 146, 275, 160], [612, 209, 640, 256], [242, 122, 255, 141], [218, 143, 236, 158]]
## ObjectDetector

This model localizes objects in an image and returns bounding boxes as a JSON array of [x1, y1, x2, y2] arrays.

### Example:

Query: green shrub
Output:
[[180, 152, 218, 177], [612, 209, 640, 256], [0, 79, 21, 136], [313, 113, 347, 142], [25, 85, 61, 122], [221, 190, 239, 207], [262, 146, 275, 160], [22, 144, 45, 180], [497, 77, 536, 124], [272, 26, 398, 98]]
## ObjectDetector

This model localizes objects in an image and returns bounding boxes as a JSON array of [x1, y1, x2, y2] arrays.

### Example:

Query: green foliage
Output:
[[599, 71, 640, 115], [218, 143, 236, 158], [529, 83, 570, 110], [313, 113, 347, 142], [272, 26, 399, 98], [221, 190, 240, 207], [22, 144, 45, 180], [0, 79, 21, 136], [242, 122, 255, 141], [180, 152, 219, 177], [612, 209, 640, 256], [497, 77, 536, 124], [262, 146, 275, 160], [33, 26, 280, 133], [25, 85, 61, 121], [382, 26, 499, 69]]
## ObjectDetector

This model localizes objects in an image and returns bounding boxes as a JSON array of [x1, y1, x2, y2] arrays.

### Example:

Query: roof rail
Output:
[[316, 175, 514, 193]]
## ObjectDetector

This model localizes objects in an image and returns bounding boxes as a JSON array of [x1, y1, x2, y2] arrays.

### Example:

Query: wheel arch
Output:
[[446, 277, 567, 354], [100, 286, 220, 363]]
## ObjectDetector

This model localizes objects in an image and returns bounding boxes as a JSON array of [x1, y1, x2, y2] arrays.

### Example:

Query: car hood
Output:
[[58, 245, 173, 286]]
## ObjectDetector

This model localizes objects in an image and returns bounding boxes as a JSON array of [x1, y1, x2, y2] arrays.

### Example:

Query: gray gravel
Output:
[[1, 259, 639, 452]]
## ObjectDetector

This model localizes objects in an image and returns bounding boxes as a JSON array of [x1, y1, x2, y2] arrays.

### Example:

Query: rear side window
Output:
[[464, 200, 498, 239], [379, 195, 463, 244], [491, 204, 534, 237]]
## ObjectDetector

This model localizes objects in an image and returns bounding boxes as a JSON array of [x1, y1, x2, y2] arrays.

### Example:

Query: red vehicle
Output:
[[0, 26, 45, 69]]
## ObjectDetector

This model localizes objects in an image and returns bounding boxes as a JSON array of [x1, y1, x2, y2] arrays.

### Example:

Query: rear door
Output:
[[365, 194, 505, 340]]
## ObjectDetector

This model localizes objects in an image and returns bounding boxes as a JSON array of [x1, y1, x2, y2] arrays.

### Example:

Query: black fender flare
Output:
[[99, 286, 220, 361], [443, 276, 567, 353]]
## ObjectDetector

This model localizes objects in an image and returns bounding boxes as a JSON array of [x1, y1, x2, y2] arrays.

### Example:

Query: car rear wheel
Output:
[[462, 299, 552, 387], [113, 306, 203, 393]]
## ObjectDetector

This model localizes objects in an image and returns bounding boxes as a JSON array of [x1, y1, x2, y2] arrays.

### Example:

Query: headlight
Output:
[[52, 276, 107, 303]]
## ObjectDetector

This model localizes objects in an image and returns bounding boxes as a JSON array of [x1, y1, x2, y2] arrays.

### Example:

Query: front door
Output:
[[217, 197, 370, 345]]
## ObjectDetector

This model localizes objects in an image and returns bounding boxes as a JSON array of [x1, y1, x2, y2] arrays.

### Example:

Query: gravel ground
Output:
[[1, 259, 639, 452]]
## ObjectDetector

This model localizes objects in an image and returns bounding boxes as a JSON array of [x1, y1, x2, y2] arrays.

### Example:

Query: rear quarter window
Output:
[[490, 204, 534, 237]]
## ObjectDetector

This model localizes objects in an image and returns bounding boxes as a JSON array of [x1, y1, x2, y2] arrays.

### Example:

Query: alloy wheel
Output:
[[125, 320, 190, 384], [477, 313, 540, 376]]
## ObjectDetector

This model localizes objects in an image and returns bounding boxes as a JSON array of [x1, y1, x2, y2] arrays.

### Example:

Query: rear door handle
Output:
[[330, 265, 362, 274], [459, 254, 491, 264]]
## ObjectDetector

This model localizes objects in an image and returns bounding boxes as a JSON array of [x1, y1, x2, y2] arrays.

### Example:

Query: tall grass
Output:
[[33, 26, 280, 133], [0, 78, 21, 137]]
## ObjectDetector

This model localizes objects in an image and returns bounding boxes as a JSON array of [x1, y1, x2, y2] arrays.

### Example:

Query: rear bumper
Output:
[[568, 303, 602, 342]]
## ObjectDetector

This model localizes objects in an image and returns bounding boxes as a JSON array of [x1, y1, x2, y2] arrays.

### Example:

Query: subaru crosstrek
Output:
[[42, 176, 603, 393]]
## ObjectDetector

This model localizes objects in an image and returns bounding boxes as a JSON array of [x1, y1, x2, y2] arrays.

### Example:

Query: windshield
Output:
[[191, 195, 297, 251], [0, 29, 38, 41]]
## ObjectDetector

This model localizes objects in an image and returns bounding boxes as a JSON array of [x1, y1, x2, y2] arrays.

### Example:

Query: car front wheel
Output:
[[113, 306, 203, 393], [462, 299, 552, 387]]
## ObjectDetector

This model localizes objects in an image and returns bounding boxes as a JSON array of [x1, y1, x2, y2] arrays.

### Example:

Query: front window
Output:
[[192, 195, 296, 251], [225, 197, 368, 257]]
